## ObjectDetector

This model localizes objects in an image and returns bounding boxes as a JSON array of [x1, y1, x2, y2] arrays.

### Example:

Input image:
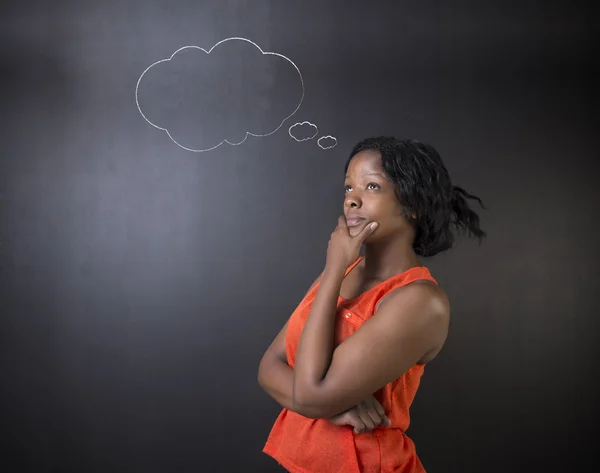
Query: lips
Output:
[[345, 216, 366, 227]]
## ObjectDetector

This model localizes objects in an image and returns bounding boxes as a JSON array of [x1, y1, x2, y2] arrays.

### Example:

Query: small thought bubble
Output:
[[288, 121, 318, 141], [317, 135, 338, 150]]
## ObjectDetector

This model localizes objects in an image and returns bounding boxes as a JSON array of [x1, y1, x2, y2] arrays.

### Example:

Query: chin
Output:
[[353, 229, 377, 243]]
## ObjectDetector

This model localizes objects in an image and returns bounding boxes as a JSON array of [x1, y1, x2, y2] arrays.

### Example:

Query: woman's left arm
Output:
[[292, 265, 449, 419]]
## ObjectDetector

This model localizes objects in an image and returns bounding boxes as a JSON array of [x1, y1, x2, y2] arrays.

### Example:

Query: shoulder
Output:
[[380, 272, 449, 313], [376, 279, 450, 341]]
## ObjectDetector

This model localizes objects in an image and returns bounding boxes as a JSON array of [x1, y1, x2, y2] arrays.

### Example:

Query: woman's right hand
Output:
[[328, 395, 391, 434]]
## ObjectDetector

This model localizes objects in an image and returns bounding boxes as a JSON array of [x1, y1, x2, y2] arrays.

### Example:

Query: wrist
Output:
[[323, 262, 346, 279]]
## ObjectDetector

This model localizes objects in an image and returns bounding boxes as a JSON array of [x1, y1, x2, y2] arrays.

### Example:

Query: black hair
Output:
[[344, 136, 486, 257]]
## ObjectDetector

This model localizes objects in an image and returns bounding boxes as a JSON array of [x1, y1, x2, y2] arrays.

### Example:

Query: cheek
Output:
[[364, 199, 404, 228], [377, 203, 403, 222], [380, 209, 409, 232]]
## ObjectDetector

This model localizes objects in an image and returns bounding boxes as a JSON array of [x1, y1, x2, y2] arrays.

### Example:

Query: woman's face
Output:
[[343, 150, 413, 241]]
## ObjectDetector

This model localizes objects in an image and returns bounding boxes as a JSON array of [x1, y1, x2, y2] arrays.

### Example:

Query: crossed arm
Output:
[[257, 274, 324, 418], [258, 269, 449, 419]]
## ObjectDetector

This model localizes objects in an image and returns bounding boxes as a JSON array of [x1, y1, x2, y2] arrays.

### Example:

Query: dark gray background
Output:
[[1, 1, 598, 472]]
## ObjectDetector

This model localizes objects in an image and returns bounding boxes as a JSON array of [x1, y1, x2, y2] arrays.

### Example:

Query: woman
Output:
[[258, 137, 486, 472]]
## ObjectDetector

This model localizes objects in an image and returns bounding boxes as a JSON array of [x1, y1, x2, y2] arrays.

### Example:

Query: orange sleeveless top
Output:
[[263, 256, 438, 473]]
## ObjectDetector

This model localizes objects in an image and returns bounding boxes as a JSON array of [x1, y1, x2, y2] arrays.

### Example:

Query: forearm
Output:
[[258, 357, 326, 418], [293, 264, 345, 405]]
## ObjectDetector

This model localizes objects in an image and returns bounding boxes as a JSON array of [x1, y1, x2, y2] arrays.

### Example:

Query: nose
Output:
[[345, 193, 361, 209]]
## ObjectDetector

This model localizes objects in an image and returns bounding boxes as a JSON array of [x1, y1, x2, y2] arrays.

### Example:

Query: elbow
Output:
[[257, 355, 269, 390], [257, 371, 265, 391], [292, 384, 308, 411], [257, 370, 272, 393], [292, 400, 323, 419], [293, 400, 334, 420], [293, 380, 349, 419], [292, 384, 330, 419]]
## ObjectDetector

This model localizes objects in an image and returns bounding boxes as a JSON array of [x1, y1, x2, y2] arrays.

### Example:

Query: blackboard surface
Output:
[[1, 1, 597, 472]]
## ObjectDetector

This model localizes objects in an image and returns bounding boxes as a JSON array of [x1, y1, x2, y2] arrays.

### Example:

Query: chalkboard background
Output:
[[1, 1, 597, 472]]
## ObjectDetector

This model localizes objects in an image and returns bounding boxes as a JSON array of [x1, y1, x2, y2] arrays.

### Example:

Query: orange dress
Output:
[[263, 256, 438, 473]]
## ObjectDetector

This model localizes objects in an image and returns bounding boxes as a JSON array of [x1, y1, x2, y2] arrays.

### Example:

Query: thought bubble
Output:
[[135, 37, 304, 152], [288, 121, 318, 141], [317, 135, 338, 150], [288, 121, 338, 150]]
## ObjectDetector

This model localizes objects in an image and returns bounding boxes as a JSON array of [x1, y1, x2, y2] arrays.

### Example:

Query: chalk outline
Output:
[[289, 122, 339, 150], [317, 135, 338, 150], [288, 120, 319, 141], [135, 37, 305, 152]]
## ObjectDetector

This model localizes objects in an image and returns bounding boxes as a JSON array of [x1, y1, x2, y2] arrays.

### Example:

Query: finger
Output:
[[327, 413, 346, 426], [366, 396, 391, 427], [369, 396, 386, 419], [335, 411, 361, 432], [365, 409, 381, 429], [363, 402, 383, 427], [337, 215, 349, 233], [354, 221, 378, 243], [350, 414, 366, 434], [357, 403, 377, 431]]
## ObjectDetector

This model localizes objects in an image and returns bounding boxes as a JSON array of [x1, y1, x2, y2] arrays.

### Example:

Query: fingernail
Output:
[[370, 222, 378, 230]]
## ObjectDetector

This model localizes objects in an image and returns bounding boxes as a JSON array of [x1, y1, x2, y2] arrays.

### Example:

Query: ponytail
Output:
[[451, 186, 487, 242]]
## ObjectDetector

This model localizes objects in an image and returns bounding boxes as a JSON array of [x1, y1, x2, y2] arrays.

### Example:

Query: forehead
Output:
[[346, 150, 386, 179]]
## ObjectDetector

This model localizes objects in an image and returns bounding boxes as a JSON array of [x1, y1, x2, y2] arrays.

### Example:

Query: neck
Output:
[[362, 236, 422, 280]]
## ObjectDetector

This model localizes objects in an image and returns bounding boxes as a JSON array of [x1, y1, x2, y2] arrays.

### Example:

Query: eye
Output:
[[367, 183, 380, 190], [344, 185, 352, 192]]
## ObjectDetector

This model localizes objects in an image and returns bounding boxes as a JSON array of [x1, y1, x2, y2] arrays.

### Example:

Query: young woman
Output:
[[258, 137, 486, 472]]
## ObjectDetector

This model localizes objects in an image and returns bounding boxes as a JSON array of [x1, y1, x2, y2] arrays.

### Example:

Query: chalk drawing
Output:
[[135, 37, 305, 152], [289, 122, 338, 150], [317, 136, 338, 150], [289, 121, 318, 141]]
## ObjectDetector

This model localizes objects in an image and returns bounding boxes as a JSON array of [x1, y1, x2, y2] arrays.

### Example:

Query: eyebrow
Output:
[[345, 172, 385, 179]]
